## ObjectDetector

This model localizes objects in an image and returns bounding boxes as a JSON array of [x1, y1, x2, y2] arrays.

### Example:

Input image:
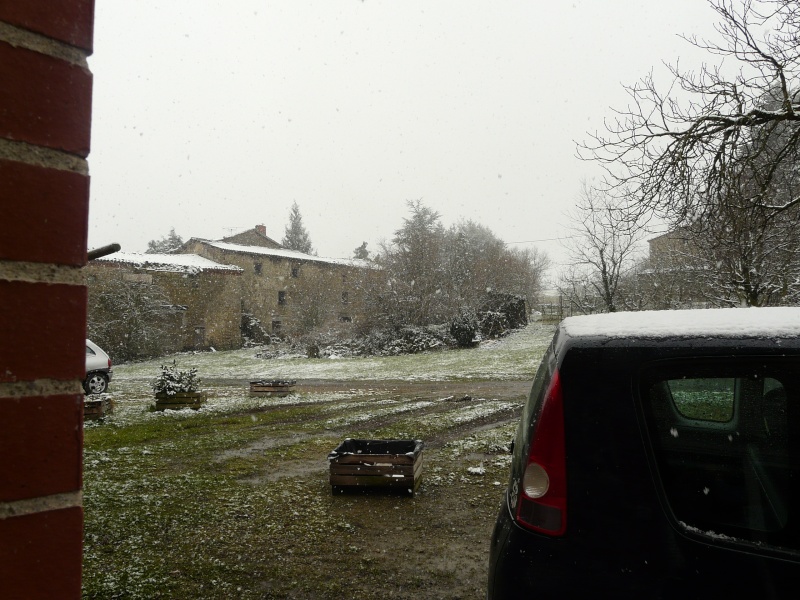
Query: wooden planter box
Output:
[[153, 391, 207, 411], [328, 439, 424, 496], [84, 398, 113, 421], [249, 379, 296, 397]]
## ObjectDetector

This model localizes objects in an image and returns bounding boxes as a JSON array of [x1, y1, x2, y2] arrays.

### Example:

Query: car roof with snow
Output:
[[556, 307, 800, 350]]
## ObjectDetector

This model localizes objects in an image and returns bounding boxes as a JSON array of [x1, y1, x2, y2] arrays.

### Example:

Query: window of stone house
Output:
[[272, 320, 282, 332], [278, 290, 286, 305], [341, 291, 349, 304], [339, 315, 352, 323], [291, 264, 300, 278], [254, 262, 262, 274]]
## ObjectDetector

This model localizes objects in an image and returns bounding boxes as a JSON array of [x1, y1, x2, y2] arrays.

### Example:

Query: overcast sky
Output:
[[88, 0, 719, 274]]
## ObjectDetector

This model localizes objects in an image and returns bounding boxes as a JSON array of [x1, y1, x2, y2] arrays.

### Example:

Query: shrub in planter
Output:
[[152, 361, 205, 410], [152, 361, 200, 395]]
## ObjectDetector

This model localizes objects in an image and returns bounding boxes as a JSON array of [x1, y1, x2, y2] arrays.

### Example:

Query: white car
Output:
[[85, 340, 113, 394]]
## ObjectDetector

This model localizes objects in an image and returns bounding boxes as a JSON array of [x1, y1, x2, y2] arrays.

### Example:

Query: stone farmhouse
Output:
[[178, 225, 379, 337], [85, 225, 380, 355]]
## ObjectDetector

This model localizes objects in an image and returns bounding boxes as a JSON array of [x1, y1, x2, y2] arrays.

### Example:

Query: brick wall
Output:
[[0, 1, 94, 598]]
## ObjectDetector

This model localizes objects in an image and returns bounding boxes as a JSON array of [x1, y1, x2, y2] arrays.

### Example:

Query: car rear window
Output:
[[667, 378, 735, 422], [640, 358, 800, 554]]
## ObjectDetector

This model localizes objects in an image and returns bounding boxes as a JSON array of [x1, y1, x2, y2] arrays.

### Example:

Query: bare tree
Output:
[[580, 0, 800, 224], [666, 203, 800, 306], [561, 184, 646, 312], [557, 265, 602, 316], [87, 278, 181, 361], [443, 221, 550, 313]]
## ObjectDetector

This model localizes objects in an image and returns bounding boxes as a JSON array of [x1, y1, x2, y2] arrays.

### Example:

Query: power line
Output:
[[505, 235, 578, 244]]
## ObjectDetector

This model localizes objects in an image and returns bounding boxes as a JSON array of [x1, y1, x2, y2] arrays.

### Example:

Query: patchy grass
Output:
[[82, 324, 554, 599]]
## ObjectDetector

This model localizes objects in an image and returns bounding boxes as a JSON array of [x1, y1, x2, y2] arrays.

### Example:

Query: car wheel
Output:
[[84, 373, 109, 395]]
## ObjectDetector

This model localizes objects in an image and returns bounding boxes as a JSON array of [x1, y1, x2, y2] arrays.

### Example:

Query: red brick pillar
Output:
[[0, 2, 95, 598]]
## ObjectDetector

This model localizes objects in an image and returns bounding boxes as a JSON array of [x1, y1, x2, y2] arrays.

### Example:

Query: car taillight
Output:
[[515, 369, 567, 536], [107, 358, 112, 369]]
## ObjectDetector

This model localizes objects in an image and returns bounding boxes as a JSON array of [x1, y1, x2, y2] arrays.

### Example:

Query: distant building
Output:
[[641, 229, 709, 309], [179, 225, 379, 335], [86, 225, 381, 358]]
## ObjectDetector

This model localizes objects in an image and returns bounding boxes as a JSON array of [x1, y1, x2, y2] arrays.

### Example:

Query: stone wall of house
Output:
[[283, 260, 375, 333], [158, 268, 242, 349], [86, 262, 242, 356], [645, 230, 709, 309], [648, 229, 695, 266]]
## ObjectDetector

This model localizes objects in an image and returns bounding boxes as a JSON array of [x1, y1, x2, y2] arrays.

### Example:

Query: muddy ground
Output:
[[83, 377, 532, 599], [243, 379, 529, 599]]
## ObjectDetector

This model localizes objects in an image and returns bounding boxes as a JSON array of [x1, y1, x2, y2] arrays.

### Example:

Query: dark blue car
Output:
[[488, 308, 800, 598]]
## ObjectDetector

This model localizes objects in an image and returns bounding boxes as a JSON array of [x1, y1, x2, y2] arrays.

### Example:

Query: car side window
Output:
[[86, 345, 96, 356], [640, 360, 799, 553]]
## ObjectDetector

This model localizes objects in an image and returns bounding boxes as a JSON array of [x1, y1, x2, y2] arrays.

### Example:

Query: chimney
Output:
[[256, 224, 266, 236]]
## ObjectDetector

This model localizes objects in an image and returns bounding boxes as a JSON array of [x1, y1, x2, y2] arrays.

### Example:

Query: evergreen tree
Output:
[[146, 228, 183, 254], [353, 241, 369, 260], [281, 201, 314, 254]]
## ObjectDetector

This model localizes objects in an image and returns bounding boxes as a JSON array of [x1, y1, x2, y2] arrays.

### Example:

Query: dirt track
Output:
[[240, 378, 531, 599]]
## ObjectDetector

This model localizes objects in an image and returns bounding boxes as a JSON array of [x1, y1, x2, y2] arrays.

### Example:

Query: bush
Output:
[[241, 313, 271, 346], [478, 293, 528, 338], [450, 310, 479, 347], [479, 310, 509, 338], [357, 325, 456, 356], [152, 361, 200, 396]]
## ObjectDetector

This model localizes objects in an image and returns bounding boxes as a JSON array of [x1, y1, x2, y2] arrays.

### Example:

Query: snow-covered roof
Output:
[[202, 240, 376, 269], [96, 252, 243, 274], [562, 307, 800, 339]]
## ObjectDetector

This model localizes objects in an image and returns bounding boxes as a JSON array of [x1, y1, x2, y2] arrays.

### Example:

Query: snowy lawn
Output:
[[82, 323, 553, 599], [111, 322, 555, 383]]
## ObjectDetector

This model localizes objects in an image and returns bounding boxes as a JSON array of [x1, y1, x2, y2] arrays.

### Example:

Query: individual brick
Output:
[[0, 394, 83, 502], [0, 281, 87, 383], [0, 159, 89, 265], [0, 41, 92, 156], [0, 507, 83, 599], [0, 0, 95, 51]]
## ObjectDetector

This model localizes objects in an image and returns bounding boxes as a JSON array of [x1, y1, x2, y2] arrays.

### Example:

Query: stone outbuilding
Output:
[[86, 252, 244, 352]]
